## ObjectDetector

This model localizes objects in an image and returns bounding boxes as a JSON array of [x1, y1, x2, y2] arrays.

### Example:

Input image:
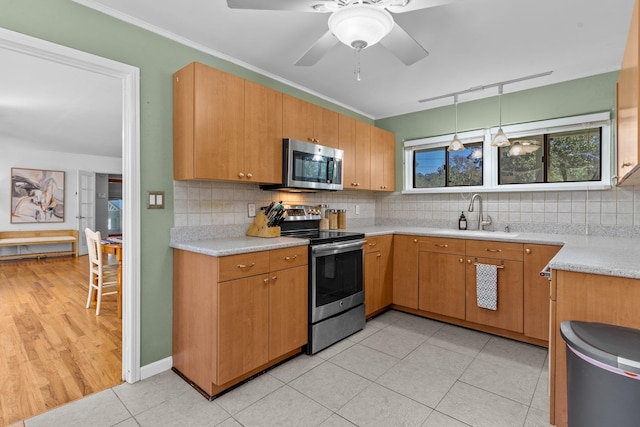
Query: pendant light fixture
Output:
[[491, 84, 511, 147], [448, 95, 465, 152]]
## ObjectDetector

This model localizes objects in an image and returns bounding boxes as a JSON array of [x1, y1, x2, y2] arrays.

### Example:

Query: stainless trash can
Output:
[[560, 321, 640, 427]]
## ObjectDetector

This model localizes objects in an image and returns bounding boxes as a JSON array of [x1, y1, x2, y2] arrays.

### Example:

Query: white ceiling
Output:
[[76, 0, 635, 119], [2, 0, 634, 158], [0, 46, 122, 158]]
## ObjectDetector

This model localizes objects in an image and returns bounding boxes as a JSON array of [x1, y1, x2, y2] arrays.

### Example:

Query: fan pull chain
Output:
[[354, 46, 362, 81]]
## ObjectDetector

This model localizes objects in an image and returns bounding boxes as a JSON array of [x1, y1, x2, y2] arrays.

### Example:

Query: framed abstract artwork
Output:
[[11, 168, 65, 223]]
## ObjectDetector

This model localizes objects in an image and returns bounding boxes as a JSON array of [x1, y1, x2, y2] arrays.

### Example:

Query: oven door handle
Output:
[[312, 239, 366, 256]]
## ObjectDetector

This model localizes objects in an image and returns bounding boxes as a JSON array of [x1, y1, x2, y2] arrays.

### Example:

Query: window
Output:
[[414, 142, 483, 188], [498, 129, 601, 185], [403, 112, 611, 193]]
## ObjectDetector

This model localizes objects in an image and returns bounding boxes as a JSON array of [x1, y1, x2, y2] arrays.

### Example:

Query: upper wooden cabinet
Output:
[[282, 94, 339, 148], [617, 0, 640, 185], [370, 127, 395, 192], [173, 63, 282, 183], [339, 115, 371, 190]]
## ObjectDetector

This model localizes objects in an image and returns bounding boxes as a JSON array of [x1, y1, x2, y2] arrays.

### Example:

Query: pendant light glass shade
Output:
[[491, 85, 511, 147], [448, 95, 465, 152], [328, 5, 394, 49]]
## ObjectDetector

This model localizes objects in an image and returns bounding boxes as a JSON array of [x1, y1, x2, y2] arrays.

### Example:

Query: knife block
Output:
[[246, 211, 281, 238]]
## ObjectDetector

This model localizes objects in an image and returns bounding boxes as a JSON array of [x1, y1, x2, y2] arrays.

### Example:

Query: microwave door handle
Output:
[[330, 158, 338, 183]]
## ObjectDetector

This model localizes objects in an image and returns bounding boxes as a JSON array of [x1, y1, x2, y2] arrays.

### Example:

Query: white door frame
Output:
[[0, 28, 141, 383]]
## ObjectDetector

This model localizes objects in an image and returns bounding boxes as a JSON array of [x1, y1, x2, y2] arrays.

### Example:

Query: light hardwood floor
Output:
[[0, 255, 122, 426]]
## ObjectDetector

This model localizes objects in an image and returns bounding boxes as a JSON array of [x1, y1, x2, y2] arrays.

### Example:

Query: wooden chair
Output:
[[85, 228, 118, 315]]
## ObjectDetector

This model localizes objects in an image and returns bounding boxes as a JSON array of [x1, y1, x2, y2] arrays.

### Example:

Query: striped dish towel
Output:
[[476, 263, 498, 311]]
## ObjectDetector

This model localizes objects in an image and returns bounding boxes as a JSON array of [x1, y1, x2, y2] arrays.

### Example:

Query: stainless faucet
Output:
[[467, 193, 492, 230]]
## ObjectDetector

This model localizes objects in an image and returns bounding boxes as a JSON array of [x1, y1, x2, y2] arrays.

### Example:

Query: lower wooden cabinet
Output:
[[173, 246, 308, 397], [523, 244, 561, 341], [392, 235, 419, 309], [418, 237, 466, 319], [364, 235, 393, 317], [550, 270, 640, 427]]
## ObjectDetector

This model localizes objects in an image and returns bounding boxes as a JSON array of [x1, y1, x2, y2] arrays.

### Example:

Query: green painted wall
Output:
[[375, 72, 619, 191]]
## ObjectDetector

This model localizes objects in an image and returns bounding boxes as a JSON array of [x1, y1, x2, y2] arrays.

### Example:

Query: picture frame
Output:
[[11, 168, 65, 223]]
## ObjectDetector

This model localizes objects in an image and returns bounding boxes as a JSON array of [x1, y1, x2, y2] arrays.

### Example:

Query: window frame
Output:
[[403, 112, 611, 194]]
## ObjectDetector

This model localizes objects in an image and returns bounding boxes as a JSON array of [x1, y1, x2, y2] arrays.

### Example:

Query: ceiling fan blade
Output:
[[385, 0, 457, 14], [295, 31, 339, 66], [227, 0, 333, 13], [380, 23, 429, 65]]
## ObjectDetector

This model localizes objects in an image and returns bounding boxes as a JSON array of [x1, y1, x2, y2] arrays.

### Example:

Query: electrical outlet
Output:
[[355, 205, 360, 215], [248, 203, 256, 217]]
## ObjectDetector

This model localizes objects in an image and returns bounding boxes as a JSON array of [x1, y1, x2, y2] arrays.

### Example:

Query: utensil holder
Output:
[[246, 211, 281, 238]]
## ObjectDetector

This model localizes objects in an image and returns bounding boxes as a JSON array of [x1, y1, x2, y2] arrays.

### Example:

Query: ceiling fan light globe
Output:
[[491, 128, 511, 147], [328, 5, 394, 49]]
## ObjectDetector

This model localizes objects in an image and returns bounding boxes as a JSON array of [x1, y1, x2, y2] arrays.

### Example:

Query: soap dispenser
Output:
[[458, 211, 467, 230]]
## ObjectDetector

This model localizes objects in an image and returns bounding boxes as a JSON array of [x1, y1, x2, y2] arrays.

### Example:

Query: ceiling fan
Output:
[[227, 0, 455, 67]]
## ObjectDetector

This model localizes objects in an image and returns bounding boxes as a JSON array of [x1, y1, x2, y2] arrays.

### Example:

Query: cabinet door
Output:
[[354, 120, 371, 190], [371, 127, 395, 192], [378, 235, 393, 309], [269, 266, 308, 360], [244, 80, 282, 184], [193, 63, 245, 181], [465, 257, 523, 332], [523, 244, 560, 341], [339, 114, 357, 188], [283, 94, 316, 143], [419, 252, 466, 319], [217, 275, 269, 384], [617, 0, 640, 185], [392, 235, 419, 309], [364, 251, 381, 317], [315, 106, 339, 148]]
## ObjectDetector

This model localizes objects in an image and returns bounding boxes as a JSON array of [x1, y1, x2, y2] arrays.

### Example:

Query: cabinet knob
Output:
[[413, 239, 418, 243], [467, 259, 472, 264], [271, 276, 277, 281], [377, 253, 382, 258], [622, 162, 633, 168], [263, 278, 269, 284], [247, 173, 253, 178], [525, 248, 532, 254], [459, 258, 464, 263], [238, 172, 245, 178]]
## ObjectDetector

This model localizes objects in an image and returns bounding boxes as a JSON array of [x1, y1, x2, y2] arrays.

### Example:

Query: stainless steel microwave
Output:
[[261, 139, 344, 192]]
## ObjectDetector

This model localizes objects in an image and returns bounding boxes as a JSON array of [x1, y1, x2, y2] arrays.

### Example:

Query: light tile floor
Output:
[[20, 310, 552, 427]]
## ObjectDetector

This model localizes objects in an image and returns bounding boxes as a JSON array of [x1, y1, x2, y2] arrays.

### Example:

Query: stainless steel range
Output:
[[280, 205, 366, 355]]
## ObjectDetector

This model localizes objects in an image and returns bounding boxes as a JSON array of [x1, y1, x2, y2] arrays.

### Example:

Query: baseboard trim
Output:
[[140, 356, 172, 380]]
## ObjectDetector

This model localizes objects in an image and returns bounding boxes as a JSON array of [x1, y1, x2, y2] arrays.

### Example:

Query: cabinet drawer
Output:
[[219, 251, 270, 282], [364, 236, 386, 253], [270, 246, 308, 271], [418, 237, 465, 255], [466, 239, 523, 261]]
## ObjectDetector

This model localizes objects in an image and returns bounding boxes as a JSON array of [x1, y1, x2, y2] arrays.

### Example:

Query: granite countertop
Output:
[[170, 226, 640, 280]]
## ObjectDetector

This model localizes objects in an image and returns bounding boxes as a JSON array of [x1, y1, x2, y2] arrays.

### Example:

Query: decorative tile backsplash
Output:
[[174, 181, 640, 238]]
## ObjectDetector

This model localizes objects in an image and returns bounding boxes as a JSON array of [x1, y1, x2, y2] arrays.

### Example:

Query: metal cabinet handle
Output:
[[622, 162, 633, 168], [271, 276, 277, 281], [459, 258, 464, 263], [237, 262, 255, 270], [238, 172, 245, 178], [525, 248, 532, 254], [413, 239, 418, 243], [263, 278, 269, 284], [283, 255, 298, 261], [368, 242, 377, 247], [247, 172, 253, 178], [486, 248, 502, 253], [376, 253, 382, 258], [467, 259, 472, 264], [435, 244, 448, 248]]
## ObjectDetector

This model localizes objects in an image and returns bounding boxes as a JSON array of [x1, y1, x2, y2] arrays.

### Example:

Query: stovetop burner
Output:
[[276, 204, 364, 244]]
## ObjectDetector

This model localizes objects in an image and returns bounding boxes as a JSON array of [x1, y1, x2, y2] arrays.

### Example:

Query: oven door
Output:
[[310, 239, 364, 324]]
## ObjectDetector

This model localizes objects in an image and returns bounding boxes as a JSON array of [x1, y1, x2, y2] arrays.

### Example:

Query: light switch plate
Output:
[[147, 191, 165, 209]]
